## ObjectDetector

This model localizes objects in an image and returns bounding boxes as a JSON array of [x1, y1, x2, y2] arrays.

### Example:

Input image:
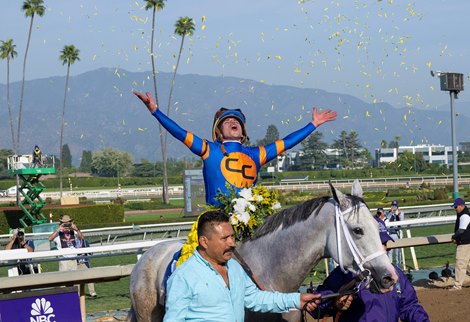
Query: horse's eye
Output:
[[353, 227, 364, 235]]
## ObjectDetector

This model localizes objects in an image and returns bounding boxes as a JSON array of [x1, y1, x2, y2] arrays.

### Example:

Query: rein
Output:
[[334, 202, 385, 274]]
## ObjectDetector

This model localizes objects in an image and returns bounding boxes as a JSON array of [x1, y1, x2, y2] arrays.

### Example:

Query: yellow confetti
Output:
[[201, 25, 206, 31], [138, 128, 146, 131], [366, 111, 371, 117], [293, 68, 301, 73], [80, 134, 84, 139], [403, 114, 407, 121], [274, 55, 282, 60]]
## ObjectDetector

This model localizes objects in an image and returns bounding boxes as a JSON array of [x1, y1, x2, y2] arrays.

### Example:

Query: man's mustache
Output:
[[224, 247, 235, 254]]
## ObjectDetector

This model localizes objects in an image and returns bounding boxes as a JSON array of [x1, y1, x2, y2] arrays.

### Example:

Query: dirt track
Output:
[[414, 276, 470, 322]]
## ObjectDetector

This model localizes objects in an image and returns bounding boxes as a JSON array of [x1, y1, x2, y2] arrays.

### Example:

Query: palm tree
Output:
[[144, 0, 170, 204], [0, 39, 18, 151], [166, 17, 195, 118], [163, 16, 195, 189], [17, 0, 45, 152], [58, 45, 80, 198]]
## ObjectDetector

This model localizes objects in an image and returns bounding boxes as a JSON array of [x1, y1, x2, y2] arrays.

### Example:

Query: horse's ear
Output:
[[329, 181, 348, 207], [351, 179, 363, 198]]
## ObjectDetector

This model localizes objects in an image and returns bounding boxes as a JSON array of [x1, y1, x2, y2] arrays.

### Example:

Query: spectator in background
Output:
[[5, 229, 36, 275], [375, 207, 386, 222], [48, 215, 83, 271], [450, 198, 470, 291], [76, 239, 97, 298], [386, 200, 405, 266]]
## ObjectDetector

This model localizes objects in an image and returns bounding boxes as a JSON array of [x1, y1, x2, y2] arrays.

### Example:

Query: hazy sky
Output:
[[1, 0, 469, 109]]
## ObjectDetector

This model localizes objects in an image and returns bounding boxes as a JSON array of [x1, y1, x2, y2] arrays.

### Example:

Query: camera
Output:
[[63, 223, 72, 228]]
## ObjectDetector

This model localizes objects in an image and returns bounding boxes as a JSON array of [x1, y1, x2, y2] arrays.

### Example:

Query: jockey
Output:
[[134, 91, 336, 206]]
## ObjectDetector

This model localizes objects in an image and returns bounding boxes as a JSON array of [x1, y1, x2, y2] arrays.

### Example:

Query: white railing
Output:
[[0, 238, 185, 262]]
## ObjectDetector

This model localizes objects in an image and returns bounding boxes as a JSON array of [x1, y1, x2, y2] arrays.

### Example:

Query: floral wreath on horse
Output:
[[176, 184, 281, 266]]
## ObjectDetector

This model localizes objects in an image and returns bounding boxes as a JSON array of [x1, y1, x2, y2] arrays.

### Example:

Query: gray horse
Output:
[[128, 181, 397, 322]]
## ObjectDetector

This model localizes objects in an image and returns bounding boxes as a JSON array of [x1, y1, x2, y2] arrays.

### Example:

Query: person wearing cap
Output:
[[386, 200, 405, 266], [450, 197, 470, 290], [5, 229, 36, 275], [48, 214, 84, 271], [134, 91, 336, 206], [311, 221, 429, 322]]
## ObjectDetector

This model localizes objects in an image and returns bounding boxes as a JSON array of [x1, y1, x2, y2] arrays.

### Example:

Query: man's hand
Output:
[[311, 107, 337, 127], [300, 293, 321, 312], [133, 91, 158, 113], [335, 294, 353, 311]]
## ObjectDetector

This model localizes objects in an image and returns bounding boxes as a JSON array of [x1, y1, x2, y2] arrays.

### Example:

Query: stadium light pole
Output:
[[431, 71, 464, 199]]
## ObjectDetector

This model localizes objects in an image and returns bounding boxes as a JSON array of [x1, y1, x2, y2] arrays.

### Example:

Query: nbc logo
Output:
[[30, 298, 56, 322]]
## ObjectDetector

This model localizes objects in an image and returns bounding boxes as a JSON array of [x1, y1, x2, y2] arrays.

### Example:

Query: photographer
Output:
[[5, 229, 35, 275], [48, 214, 83, 271]]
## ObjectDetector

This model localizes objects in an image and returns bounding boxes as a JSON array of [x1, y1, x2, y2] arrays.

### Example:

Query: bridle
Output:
[[334, 201, 386, 274]]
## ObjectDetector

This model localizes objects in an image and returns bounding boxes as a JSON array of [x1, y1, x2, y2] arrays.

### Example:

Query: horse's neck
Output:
[[238, 214, 329, 292]]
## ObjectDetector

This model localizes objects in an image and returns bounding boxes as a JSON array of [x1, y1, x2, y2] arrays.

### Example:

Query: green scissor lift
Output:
[[8, 155, 56, 228]]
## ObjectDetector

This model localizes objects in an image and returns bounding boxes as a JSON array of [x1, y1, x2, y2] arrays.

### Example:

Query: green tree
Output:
[[380, 140, 387, 148], [298, 132, 328, 170], [79, 150, 93, 173], [255, 124, 280, 169], [144, 0, 169, 203], [332, 130, 349, 166], [17, 0, 45, 152], [256, 125, 280, 146], [0, 149, 14, 179], [0, 39, 18, 150], [61, 144, 72, 168], [58, 44, 80, 197], [131, 160, 156, 177], [348, 130, 361, 167], [332, 130, 363, 168], [388, 136, 401, 149], [91, 148, 133, 178]]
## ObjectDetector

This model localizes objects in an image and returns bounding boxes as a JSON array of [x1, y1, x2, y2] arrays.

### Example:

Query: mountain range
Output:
[[1, 68, 469, 166]]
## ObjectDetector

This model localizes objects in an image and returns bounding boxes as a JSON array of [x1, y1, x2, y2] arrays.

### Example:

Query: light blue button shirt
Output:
[[163, 249, 300, 322]]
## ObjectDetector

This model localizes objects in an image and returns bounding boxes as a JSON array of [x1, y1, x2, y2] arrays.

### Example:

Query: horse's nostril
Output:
[[381, 273, 395, 288]]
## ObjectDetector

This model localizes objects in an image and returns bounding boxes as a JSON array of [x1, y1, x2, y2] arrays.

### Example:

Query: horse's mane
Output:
[[250, 194, 365, 240]]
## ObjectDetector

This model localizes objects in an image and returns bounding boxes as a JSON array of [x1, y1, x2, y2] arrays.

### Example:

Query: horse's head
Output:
[[327, 180, 398, 293]]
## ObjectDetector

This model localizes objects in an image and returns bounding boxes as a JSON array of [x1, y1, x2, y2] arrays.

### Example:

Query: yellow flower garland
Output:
[[176, 186, 280, 267], [176, 213, 201, 267]]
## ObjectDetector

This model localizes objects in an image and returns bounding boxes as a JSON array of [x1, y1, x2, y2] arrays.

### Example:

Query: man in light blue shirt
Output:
[[164, 211, 320, 322]]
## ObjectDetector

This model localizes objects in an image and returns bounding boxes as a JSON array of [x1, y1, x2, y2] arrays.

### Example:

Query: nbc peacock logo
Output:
[[30, 298, 56, 322]]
